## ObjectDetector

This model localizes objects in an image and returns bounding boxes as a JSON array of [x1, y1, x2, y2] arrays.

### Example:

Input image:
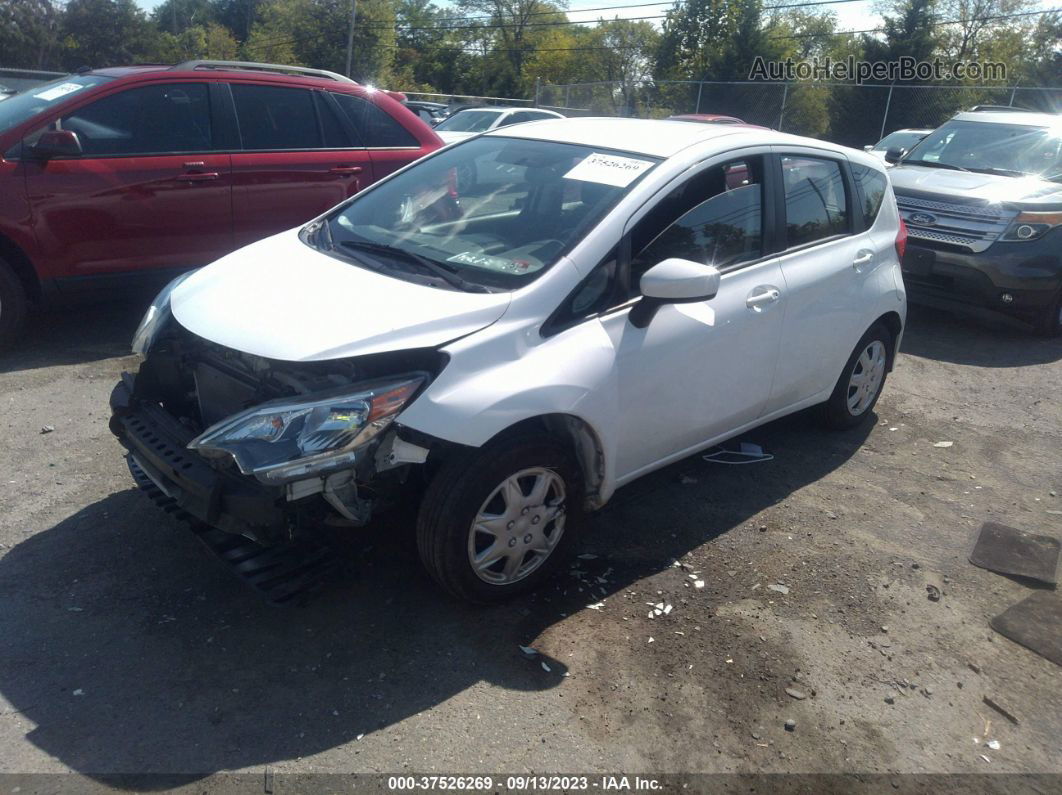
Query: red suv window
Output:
[[331, 92, 418, 148]]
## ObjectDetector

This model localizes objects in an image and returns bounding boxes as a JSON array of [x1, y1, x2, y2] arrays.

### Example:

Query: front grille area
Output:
[[896, 194, 1016, 254]]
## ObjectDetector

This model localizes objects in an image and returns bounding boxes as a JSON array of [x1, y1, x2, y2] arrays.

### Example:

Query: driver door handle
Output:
[[330, 165, 364, 175], [746, 287, 781, 309]]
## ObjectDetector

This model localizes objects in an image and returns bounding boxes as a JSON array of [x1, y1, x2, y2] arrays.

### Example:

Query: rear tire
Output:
[[416, 433, 583, 603], [821, 322, 893, 430], [1032, 292, 1061, 337], [0, 258, 28, 349]]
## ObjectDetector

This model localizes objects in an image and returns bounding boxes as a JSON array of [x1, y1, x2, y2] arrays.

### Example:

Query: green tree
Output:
[[656, 0, 778, 81], [0, 0, 62, 69], [58, 0, 160, 70]]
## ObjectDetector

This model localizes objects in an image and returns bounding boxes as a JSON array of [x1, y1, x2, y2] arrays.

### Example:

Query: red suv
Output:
[[0, 60, 442, 344]]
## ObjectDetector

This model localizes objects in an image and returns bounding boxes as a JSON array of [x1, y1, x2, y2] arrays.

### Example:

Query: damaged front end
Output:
[[110, 320, 444, 547]]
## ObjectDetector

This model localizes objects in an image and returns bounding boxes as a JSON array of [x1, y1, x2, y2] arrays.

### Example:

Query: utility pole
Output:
[[344, 0, 358, 79]]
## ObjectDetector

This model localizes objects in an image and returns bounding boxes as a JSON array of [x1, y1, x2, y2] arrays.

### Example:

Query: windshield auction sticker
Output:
[[564, 152, 654, 188], [32, 82, 86, 102]]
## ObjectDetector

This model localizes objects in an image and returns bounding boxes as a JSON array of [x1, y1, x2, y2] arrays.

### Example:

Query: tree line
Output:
[[2, 0, 1059, 104]]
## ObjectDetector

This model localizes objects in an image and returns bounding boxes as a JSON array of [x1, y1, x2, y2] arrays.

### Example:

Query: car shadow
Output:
[[0, 411, 870, 784], [0, 300, 145, 374], [900, 304, 1062, 367]]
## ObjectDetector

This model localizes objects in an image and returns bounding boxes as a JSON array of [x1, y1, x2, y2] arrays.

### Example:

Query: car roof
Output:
[[886, 128, 933, 135], [86, 63, 367, 92], [952, 110, 1060, 127], [486, 116, 791, 158]]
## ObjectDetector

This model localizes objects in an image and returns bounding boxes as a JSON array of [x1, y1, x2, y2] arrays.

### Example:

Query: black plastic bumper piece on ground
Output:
[[127, 455, 340, 605]]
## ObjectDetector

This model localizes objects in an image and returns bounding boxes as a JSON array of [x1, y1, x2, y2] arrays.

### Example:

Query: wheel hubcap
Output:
[[846, 340, 887, 416], [467, 467, 567, 585]]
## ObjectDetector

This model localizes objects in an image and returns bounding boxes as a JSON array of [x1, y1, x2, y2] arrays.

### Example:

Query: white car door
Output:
[[765, 148, 876, 411], [595, 152, 787, 482]]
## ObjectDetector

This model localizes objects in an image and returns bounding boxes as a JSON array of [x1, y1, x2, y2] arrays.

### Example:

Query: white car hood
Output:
[[171, 230, 511, 362], [436, 130, 476, 144]]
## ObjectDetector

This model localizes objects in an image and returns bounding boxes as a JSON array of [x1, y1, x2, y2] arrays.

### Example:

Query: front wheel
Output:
[[821, 322, 893, 430], [416, 434, 583, 602]]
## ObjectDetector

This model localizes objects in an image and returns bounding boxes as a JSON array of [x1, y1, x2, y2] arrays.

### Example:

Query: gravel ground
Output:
[[0, 301, 1060, 787]]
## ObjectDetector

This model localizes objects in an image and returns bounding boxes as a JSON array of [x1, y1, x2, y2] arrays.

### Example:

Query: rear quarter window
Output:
[[851, 163, 889, 228], [331, 93, 418, 148]]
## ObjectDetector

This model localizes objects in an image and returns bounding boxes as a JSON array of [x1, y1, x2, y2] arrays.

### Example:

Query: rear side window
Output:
[[331, 93, 418, 148], [61, 83, 212, 156], [781, 156, 849, 247], [232, 84, 320, 150], [851, 163, 889, 228], [314, 92, 352, 148]]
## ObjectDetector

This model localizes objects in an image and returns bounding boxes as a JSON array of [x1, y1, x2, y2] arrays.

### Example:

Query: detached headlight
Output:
[[131, 270, 197, 354], [187, 375, 425, 484], [1001, 210, 1062, 242]]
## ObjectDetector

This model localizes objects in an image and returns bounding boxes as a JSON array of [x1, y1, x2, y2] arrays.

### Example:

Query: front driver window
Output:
[[630, 158, 764, 293]]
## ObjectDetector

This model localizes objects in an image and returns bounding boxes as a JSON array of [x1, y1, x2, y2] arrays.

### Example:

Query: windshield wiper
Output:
[[338, 240, 491, 293], [968, 166, 1027, 177], [906, 160, 971, 172]]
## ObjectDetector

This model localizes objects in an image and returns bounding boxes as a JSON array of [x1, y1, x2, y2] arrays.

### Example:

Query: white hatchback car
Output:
[[434, 106, 564, 143], [110, 118, 906, 602]]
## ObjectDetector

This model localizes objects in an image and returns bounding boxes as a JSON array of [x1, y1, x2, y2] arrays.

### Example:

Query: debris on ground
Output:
[[926, 584, 942, 602], [933, 441, 954, 448], [702, 442, 774, 465], [39, 425, 55, 434], [990, 591, 1062, 666], [586, 602, 605, 610], [541, 661, 551, 673], [785, 687, 807, 700], [970, 521, 1060, 585], [983, 695, 1020, 726], [694, 580, 705, 589], [518, 645, 538, 660], [784, 719, 796, 732], [768, 584, 790, 595], [987, 740, 1000, 750]]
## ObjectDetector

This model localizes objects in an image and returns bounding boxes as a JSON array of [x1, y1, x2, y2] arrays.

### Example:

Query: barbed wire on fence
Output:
[[534, 80, 1062, 147]]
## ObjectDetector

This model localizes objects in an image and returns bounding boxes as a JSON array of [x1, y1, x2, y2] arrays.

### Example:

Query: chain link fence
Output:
[[535, 81, 1062, 148]]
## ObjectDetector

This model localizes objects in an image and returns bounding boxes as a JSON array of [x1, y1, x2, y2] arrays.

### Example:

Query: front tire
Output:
[[0, 259, 28, 348], [821, 322, 893, 430], [416, 434, 583, 603]]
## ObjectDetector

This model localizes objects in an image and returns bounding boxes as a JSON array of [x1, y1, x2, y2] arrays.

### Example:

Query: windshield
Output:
[[902, 120, 1062, 180], [435, 110, 504, 133], [874, 131, 927, 152], [0, 75, 110, 135], [321, 136, 659, 290]]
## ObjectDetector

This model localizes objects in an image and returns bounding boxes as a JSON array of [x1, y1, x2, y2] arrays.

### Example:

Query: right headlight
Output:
[[187, 375, 426, 484], [131, 270, 197, 354], [1001, 210, 1062, 242]]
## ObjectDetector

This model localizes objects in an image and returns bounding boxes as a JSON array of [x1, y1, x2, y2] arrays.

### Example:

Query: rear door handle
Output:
[[853, 249, 874, 269], [175, 171, 219, 182], [746, 287, 781, 310], [330, 165, 364, 175]]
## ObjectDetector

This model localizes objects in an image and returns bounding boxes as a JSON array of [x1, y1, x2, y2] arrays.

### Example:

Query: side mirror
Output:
[[884, 146, 903, 164], [31, 129, 82, 159], [630, 258, 721, 329]]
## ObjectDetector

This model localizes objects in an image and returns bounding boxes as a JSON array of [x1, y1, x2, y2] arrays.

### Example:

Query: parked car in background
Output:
[[889, 108, 1062, 335], [668, 113, 748, 125], [0, 60, 442, 345], [434, 106, 563, 143], [111, 118, 905, 602], [864, 128, 932, 163], [404, 100, 450, 126], [0, 86, 16, 102]]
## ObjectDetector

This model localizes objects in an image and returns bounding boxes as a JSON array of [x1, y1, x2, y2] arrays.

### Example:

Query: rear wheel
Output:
[[0, 259, 28, 348], [416, 434, 582, 603], [821, 323, 892, 430]]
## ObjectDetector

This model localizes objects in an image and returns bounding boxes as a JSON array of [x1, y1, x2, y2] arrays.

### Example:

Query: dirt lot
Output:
[[0, 301, 1060, 787]]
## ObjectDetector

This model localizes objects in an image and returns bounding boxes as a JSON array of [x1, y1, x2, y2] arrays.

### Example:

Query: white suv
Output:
[[110, 118, 906, 602]]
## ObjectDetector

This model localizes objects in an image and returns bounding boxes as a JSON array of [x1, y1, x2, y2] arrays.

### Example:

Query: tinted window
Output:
[[61, 83, 211, 156], [232, 84, 319, 150], [315, 92, 352, 148], [851, 163, 889, 228], [631, 158, 764, 289], [781, 156, 848, 247], [434, 110, 502, 133], [332, 93, 418, 147], [0, 75, 111, 135]]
